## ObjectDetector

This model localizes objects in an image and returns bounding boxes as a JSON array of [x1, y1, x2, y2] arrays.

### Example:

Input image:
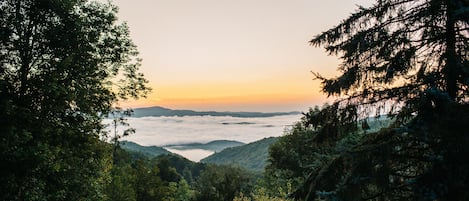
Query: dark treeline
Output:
[[1, 0, 468, 201], [110, 144, 299, 201], [108, 147, 257, 201]]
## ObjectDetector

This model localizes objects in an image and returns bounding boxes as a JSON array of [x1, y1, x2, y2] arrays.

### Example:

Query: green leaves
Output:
[[0, 0, 149, 200], [194, 164, 254, 201]]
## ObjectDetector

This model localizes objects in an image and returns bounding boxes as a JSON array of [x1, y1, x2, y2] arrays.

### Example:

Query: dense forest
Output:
[[1, 0, 468, 201]]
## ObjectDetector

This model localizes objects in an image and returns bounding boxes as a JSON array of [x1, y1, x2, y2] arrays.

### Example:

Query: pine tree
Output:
[[287, 0, 469, 200], [311, 0, 468, 114]]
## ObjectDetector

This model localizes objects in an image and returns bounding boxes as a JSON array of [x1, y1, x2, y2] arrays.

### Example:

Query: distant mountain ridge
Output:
[[131, 106, 300, 118], [164, 140, 245, 152]]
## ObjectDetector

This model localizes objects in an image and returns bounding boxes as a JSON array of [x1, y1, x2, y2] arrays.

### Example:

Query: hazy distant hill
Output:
[[120, 140, 172, 158], [200, 137, 278, 172], [165, 140, 245, 152], [131, 106, 300, 118]]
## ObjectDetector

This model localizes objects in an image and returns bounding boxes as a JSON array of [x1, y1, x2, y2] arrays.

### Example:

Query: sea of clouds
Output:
[[105, 114, 301, 146], [103, 114, 302, 161]]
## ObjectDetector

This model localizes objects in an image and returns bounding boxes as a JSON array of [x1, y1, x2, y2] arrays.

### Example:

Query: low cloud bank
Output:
[[103, 114, 301, 146]]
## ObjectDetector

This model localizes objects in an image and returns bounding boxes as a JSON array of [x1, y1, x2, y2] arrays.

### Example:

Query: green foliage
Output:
[[106, 146, 136, 201], [107, 165, 137, 201], [133, 159, 174, 201], [171, 179, 195, 201], [106, 147, 198, 201], [267, 123, 319, 194], [0, 0, 149, 200], [201, 137, 277, 172], [233, 186, 293, 201], [273, 0, 469, 200], [249, 186, 291, 201], [238, 178, 295, 201], [155, 154, 206, 184], [119, 140, 173, 158], [292, 102, 469, 201], [269, 122, 321, 177], [157, 157, 180, 183], [194, 164, 255, 201]]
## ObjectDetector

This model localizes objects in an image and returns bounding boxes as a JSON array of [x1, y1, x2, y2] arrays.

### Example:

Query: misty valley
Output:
[[104, 106, 301, 161], [2, 0, 468, 200]]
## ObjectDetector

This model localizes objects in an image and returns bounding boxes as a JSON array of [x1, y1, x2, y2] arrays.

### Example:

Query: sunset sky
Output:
[[112, 0, 373, 112]]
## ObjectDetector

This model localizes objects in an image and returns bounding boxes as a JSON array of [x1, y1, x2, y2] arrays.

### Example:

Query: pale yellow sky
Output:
[[112, 0, 373, 112]]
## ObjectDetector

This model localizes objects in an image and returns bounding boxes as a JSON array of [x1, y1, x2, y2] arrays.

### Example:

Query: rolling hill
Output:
[[200, 137, 278, 172], [164, 140, 245, 152], [119, 140, 172, 158]]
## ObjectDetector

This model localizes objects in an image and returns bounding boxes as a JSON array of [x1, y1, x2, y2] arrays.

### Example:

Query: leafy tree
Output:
[[171, 179, 195, 201], [133, 159, 176, 201], [106, 146, 137, 201], [109, 107, 135, 165], [157, 157, 180, 183], [233, 186, 292, 201], [233, 178, 294, 201], [266, 121, 319, 194], [155, 154, 206, 185], [194, 164, 254, 201], [106, 147, 198, 201], [0, 0, 149, 200], [278, 0, 469, 200]]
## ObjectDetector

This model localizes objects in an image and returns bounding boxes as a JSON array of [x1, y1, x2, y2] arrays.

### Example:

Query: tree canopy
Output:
[[266, 0, 469, 200], [312, 0, 468, 118], [0, 0, 149, 200]]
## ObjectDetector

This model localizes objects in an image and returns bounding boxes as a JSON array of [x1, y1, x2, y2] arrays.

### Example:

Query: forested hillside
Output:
[[107, 146, 266, 201], [119, 141, 172, 158], [165, 140, 245, 152], [201, 137, 278, 172]]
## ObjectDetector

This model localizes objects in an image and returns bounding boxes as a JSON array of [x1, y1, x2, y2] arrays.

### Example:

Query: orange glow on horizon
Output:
[[109, 0, 373, 112], [117, 79, 329, 112], [118, 94, 328, 112]]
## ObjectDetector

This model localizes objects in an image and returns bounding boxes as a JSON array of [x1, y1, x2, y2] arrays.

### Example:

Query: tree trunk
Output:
[[444, 0, 458, 101]]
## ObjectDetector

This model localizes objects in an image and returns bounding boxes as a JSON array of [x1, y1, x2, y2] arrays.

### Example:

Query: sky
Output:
[[111, 0, 374, 112]]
